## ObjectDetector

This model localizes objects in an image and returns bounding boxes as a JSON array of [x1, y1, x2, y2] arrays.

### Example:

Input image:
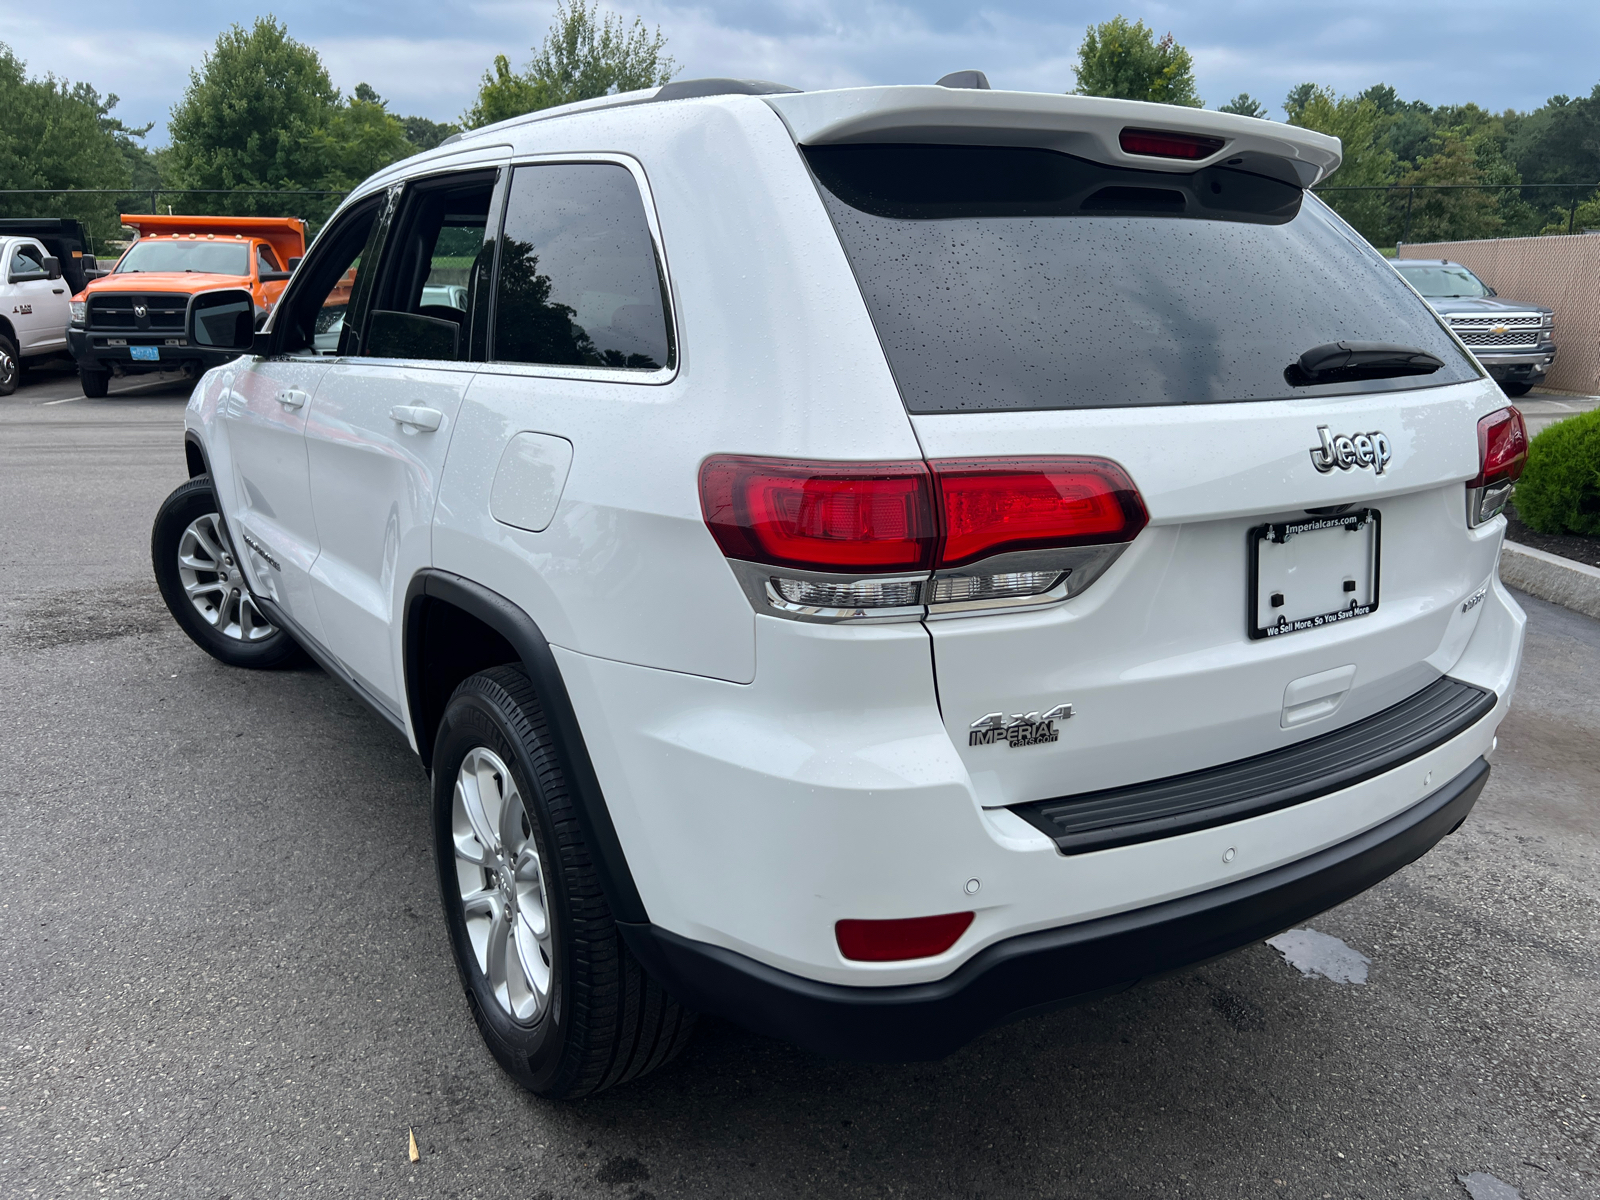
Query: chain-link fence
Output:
[[1312, 183, 1600, 252], [0, 188, 350, 255]]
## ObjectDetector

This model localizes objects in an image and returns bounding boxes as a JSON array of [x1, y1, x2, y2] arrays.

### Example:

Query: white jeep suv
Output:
[[151, 78, 1528, 1099]]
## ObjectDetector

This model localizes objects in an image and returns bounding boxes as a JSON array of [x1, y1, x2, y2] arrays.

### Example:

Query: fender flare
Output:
[[183, 430, 212, 479], [404, 569, 649, 925]]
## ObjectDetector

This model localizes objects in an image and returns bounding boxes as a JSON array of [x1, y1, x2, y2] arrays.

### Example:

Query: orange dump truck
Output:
[[68, 214, 306, 397]]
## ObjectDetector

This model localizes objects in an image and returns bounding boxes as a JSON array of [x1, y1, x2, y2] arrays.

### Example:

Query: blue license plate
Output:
[[130, 345, 159, 361]]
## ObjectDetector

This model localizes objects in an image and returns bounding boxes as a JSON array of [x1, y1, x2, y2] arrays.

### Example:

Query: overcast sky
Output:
[[3, 0, 1594, 146]]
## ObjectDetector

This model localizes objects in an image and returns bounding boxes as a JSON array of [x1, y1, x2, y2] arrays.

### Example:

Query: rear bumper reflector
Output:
[[1011, 676, 1495, 855]]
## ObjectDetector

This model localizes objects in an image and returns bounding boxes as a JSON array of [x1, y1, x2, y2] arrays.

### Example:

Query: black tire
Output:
[[79, 364, 110, 398], [1500, 381, 1533, 397], [433, 666, 696, 1098], [150, 476, 304, 668], [0, 335, 18, 396]]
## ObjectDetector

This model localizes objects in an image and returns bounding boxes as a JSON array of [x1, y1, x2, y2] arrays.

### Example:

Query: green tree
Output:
[[1289, 86, 1399, 244], [1072, 17, 1201, 107], [1511, 85, 1600, 185], [0, 42, 147, 242], [464, 1, 676, 129], [401, 115, 460, 152], [167, 17, 341, 197], [1396, 133, 1505, 241], [166, 18, 411, 224], [1217, 93, 1267, 118], [1282, 83, 1318, 123], [353, 83, 459, 153]]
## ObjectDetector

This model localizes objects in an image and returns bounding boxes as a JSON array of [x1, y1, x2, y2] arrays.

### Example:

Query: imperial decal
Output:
[[969, 704, 1073, 748], [1310, 425, 1392, 475]]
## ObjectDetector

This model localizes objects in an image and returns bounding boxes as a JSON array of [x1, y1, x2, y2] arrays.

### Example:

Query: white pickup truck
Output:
[[0, 233, 74, 394]]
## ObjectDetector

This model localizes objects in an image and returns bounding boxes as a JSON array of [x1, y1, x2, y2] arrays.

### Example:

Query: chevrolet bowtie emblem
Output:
[[1491, 324, 1508, 335]]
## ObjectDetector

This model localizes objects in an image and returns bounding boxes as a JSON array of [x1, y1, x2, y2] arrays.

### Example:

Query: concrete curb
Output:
[[1500, 541, 1600, 621]]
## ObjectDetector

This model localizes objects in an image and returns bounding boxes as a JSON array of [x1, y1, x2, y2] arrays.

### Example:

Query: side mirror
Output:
[[287, 256, 302, 272], [42, 256, 62, 280], [187, 288, 257, 354]]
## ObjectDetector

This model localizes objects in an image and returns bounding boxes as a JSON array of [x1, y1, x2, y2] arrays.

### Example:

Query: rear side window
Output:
[[491, 163, 672, 370], [805, 144, 1477, 412]]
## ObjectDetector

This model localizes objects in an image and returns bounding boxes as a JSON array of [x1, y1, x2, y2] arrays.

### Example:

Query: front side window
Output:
[[257, 244, 282, 274], [116, 239, 251, 277], [491, 163, 672, 370], [275, 203, 381, 356], [1394, 263, 1490, 299], [9, 244, 46, 281], [806, 144, 1477, 412], [363, 172, 496, 361]]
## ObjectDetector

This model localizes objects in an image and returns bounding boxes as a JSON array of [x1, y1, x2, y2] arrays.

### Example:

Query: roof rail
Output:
[[437, 78, 802, 150], [653, 78, 801, 102]]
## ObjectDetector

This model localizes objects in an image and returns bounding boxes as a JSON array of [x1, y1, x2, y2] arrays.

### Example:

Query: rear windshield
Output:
[[116, 240, 251, 277], [805, 144, 1477, 412]]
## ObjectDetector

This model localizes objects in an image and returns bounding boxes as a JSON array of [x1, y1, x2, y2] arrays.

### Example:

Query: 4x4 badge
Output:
[[969, 704, 1073, 748], [1310, 425, 1391, 475]]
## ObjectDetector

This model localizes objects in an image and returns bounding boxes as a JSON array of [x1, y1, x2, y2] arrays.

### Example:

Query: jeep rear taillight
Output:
[[1466, 406, 1527, 527], [931, 458, 1148, 566], [698, 457, 937, 573], [699, 455, 1147, 617]]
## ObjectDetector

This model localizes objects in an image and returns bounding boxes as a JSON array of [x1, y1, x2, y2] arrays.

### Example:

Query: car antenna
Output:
[[936, 70, 990, 89]]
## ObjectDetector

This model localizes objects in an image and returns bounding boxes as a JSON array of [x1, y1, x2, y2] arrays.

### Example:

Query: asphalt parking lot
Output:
[[2, 364, 1597, 1200]]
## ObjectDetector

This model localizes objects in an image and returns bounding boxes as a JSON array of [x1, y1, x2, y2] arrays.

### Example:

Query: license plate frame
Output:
[[129, 345, 160, 362], [1248, 509, 1380, 640]]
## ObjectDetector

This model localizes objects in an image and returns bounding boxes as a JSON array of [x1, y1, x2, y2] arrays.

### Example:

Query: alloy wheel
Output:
[[175, 513, 277, 641], [452, 746, 555, 1023]]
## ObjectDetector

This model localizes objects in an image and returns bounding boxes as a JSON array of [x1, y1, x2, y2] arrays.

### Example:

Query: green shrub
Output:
[[1513, 406, 1600, 537]]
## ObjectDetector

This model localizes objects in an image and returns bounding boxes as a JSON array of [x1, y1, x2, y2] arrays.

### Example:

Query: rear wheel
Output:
[[1500, 381, 1533, 397], [433, 666, 696, 1098], [0, 336, 18, 396], [78, 364, 110, 398], [151, 476, 302, 668]]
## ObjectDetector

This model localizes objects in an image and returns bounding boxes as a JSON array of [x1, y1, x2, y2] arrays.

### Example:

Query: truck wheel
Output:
[[79, 364, 110, 398], [0, 336, 17, 396], [151, 477, 303, 668], [432, 666, 696, 1099], [1500, 381, 1532, 397]]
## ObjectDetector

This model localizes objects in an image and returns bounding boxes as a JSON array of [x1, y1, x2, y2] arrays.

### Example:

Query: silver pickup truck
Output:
[[1394, 259, 1556, 397]]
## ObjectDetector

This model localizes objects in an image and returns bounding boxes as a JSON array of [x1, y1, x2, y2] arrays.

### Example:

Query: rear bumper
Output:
[[623, 756, 1489, 1061]]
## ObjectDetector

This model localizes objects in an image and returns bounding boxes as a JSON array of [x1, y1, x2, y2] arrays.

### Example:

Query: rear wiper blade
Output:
[[1286, 341, 1444, 387]]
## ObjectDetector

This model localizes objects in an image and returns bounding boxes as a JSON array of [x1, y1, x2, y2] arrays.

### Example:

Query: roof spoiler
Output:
[[764, 87, 1342, 188]]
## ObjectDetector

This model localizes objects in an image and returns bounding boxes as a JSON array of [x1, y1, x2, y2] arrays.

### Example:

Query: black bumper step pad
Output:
[[1010, 676, 1496, 855]]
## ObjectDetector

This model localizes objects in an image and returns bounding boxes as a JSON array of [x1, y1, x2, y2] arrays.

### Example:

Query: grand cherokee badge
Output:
[[969, 704, 1073, 748]]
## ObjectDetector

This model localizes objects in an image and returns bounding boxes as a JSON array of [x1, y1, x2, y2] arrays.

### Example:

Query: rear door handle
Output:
[[389, 405, 443, 432], [276, 388, 308, 410], [52, 288, 65, 294]]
